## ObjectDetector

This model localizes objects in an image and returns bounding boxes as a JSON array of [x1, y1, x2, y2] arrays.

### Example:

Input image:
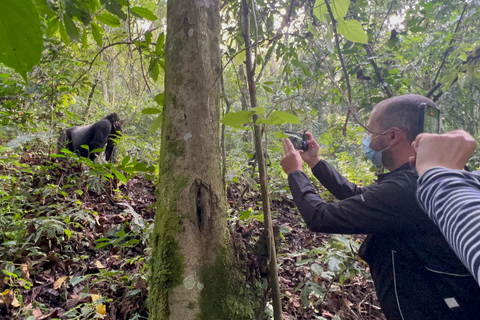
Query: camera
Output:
[[285, 131, 309, 151]]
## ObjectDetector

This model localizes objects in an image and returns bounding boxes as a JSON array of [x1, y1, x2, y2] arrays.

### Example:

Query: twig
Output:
[[71, 41, 133, 87], [375, 0, 396, 42], [431, 1, 468, 86], [364, 44, 393, 97]]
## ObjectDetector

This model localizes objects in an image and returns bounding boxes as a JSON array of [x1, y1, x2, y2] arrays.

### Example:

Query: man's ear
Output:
[[389, 127, 403, 145]]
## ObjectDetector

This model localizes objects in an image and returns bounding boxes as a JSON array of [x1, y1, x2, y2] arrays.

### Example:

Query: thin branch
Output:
[[364, 44, 393, 97], [375, 0, 396, 42], [431, 1, 468, 86], [71, 41, 133, 87], [324, 0, 352, 134]]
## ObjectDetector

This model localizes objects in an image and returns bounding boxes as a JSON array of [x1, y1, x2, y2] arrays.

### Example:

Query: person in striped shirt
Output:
[[412, 130, 480, 286]]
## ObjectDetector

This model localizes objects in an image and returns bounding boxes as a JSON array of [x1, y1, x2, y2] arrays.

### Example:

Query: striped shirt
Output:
[[417, 167, 480, 286]]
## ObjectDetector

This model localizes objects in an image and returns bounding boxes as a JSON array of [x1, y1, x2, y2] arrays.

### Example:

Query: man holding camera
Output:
[[281, 94, 480, 320]]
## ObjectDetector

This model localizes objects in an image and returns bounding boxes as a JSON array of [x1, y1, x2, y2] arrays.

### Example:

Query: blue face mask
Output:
[[362, 133, 391, 168]]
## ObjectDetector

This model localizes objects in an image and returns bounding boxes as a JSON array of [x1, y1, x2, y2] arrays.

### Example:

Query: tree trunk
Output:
[[149, 1, 264, 319]]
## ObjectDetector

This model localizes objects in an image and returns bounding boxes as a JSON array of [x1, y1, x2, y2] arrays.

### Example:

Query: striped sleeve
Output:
[[417, 167, 480, 285]]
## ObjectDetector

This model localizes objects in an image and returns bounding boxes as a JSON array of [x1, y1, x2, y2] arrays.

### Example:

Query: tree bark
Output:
[[149, 1, 264, 319]]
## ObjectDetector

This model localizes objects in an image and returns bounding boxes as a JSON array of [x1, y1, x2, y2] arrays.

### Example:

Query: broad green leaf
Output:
[[441, 68, 459, 91], [111, 169, 127, 183], [81, 28, 88, 48], [409, 26, 426, 33], [251, 107, 266, 115], [46, 17, 59, 38], [104, 0, 127, 20], [0, 0, 43, 82], [233, 50, 246, 66], [256, 111, 301, 125], [262, 85, 274, 93], [64, 14, 80, 43], [145, 31, 152, 46], [406, 18, 419, 28], [130, 7, 157, 21], [84, 0, 101, 11], [220, 111, 255, 127], [155, 32, 165, 54], [154, 92, 164, 106], [91, 23, 103, 47], [121, 155, 131, 167], [337, 19, 367, 44], [149, 58, 160, 81], [314, 0, 349, 23], [64, 229, 72, 240], [97, 13, 121, 27], [142, 108, 162, 115], [59, 21, 70, 45], [149, 115, 162, 134], [70, 275, 89, 286]]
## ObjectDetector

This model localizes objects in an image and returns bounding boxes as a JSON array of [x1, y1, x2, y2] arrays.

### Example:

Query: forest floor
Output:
[[1, 155, 385, 320]]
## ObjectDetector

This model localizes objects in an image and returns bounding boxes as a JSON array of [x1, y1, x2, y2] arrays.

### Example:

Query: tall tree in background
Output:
[[148, 1, 264, 319]]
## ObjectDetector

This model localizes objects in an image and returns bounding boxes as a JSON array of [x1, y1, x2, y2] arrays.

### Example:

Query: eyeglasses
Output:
[[417, 103, 441, 134]]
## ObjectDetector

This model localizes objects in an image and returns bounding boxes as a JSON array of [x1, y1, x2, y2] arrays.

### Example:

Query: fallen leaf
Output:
[[32, 308, 43, 317], [11, 294, 20, 307], [21, 264, 30, 280], [53, 276, 69, 290], [96, 303, 106, 315], [95, 260, 106, 269], [1, 289, 9, 296]]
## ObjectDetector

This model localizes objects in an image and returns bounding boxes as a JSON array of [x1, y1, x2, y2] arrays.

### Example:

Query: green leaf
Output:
[[59, 21, 70, 45], [220, 111, 255, 128], [262, 85, 274, 93], [91, 23, 103, 47], [63, 14, 80, 43], [70, 275, 90, 286], [409, 26, 426, 33], [64, 229, 72, 240], [406, 18, 419, 28], [149, 115, 162, 134], [129, 6, 157, 21], [96, 12, 121, 27], [337, 19, 367, 44], [154, 92, 164, 106], [142, 108, 162, 115], [155, 32, 165, 54], [149, 58, 160, 81], [145, 31, 152, 46], [0, 0, 43, 82], [111, 169, 127, 183], [251, 107, 266, 115], [46, 17, 59, 38], [314, 0, 349, 23], [257, 111, 301, 125], [233, 50, 246, 66], [81, 28, 88, 48]]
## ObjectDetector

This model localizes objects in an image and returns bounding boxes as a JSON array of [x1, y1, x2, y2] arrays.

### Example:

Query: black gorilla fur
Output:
[[58, 113, 122, 162]]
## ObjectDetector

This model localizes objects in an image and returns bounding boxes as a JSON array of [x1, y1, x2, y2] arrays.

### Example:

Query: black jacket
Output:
[[288, 160, 480, 320]]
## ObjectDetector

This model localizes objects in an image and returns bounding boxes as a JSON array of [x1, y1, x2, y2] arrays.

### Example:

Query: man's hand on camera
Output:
[[409, 130, 477, 177], [300, 132, 321, 168], [281, 138, 303, 174]]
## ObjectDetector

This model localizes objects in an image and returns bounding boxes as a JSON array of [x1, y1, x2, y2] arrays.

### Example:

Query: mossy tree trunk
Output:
[[149, 1, 264, 320]]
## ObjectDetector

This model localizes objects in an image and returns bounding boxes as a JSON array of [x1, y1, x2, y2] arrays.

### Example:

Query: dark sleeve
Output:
[[310, 160, 366, 199], [288, 170, 422, 234]]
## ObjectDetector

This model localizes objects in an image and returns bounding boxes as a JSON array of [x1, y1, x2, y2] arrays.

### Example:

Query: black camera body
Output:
[[285, 131, 309, 151]]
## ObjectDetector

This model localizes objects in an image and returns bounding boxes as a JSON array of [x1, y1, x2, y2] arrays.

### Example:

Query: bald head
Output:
[[372, 94, 437, 142]]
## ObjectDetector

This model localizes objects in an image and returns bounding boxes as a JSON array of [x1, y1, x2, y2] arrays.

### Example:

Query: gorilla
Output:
[[58, 113, 123, 162]]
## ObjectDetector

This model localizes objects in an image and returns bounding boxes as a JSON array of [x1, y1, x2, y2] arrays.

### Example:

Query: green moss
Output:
[[199, 244, 263, 320], [149, 173, 189, 319]]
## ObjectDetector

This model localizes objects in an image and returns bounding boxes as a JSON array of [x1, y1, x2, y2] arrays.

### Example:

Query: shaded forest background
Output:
[[0, 0, 479, 319]]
